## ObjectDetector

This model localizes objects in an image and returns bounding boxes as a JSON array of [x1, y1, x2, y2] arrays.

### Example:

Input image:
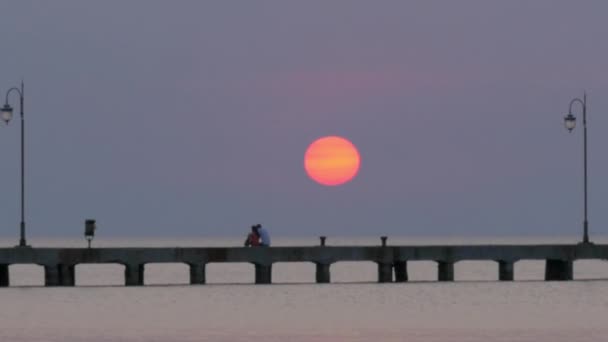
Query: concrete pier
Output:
[[437, 261, 454, 281], [125, 264, 145, 286], [315, 263, 331, 283], [189, 263, 206, 284], [0, 243, 606, 287], [377, 263, 393, 283], [0, 264, 8, 287], [498, 260, 515, 281], [545, 259, 573, 281], [393, 261, 408, 282], [254, 264, 272, 284]]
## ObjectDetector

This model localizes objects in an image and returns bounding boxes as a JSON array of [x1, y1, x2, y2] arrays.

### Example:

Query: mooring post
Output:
[[44, 264, 61, 287], [394, 261, 408, 282], [498, 260, 515, 281], [377, 262, 393, 283], [0, 264, 9, 287], [545, 259, 573, 281], [254, 263, 272, 284], [125, 263, 145, 286], [437, 261, 454, 281], [315, 262, 331, 283], [320, 236, 326, 246], [381, 236, 388, 247], [189, 263, 206, 285]]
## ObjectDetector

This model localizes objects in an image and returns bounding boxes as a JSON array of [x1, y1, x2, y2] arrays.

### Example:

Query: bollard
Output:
[[381, 236, 387, 247], [320, 236, 326, 246]]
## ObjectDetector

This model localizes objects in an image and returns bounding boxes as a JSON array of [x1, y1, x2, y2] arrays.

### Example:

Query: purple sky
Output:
[[1, 1, 607, 239]]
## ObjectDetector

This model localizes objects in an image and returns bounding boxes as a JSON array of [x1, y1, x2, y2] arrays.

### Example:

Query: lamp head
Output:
[[1, 104, 13, 124], [564, 113, 576, 132], [85, 219, 96, 240]]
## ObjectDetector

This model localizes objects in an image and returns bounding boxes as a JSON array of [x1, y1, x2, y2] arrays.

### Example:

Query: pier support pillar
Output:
[[315, 263, 331, 283], [125, 264, 145, 286], [498, 261, 514, 281], [545, 259, 573, 281], [394, 261, 408, 282], [189, 263, 206, 285], [0, 264, 8, 287], [44, 265, 61, 286], [59, 264, 75, 286], [437, 261, 454, 281], [255, 264, 272, 284], [377, 263, 393, 283]]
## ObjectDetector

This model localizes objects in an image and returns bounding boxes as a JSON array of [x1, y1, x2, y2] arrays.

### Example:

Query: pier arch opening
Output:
[[513, 260, 545, 281], [75, 263, 124, 286], [574, 260, 608, 280], [144, 263, 189, 285], [8, 264, 44, 286], [206, 262, 255, 284], [406, 261, 437, 282], [272, 262, 315, 284], [331, 261, 376, 283], [455, 261, 497, 281]]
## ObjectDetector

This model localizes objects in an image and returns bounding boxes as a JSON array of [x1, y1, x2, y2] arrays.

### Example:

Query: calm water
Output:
[[1, 236, 608, 342]]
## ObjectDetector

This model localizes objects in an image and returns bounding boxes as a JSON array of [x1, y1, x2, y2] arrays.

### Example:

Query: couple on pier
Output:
[[244, 224, 271, 247]]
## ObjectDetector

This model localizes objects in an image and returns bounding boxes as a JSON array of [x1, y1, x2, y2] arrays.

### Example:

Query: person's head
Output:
[[252, 224, 261, 233]]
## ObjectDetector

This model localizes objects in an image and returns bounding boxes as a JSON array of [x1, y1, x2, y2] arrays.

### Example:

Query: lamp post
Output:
[[1, 81, 28, 247], [563, 93, 590, 244]]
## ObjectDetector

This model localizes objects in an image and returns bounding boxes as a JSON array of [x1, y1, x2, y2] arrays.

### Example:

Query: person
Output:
[[244, 225, 260, 247], [253, 224, 271, 247]]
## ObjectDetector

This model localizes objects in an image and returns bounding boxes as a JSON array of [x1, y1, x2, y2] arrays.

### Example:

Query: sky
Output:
[[0, 1, 607, 240]]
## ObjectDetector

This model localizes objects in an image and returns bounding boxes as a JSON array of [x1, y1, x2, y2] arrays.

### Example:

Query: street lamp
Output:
[[84, 219, 97, 248], [563, 93, 590, 244], [1, 81, 28, 247]]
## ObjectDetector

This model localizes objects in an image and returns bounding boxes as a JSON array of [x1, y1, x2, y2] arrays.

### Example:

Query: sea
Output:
[[1, 236, 607, 342]]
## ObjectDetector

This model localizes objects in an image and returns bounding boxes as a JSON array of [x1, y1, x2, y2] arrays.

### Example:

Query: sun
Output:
[[304, 136, 361, 186]]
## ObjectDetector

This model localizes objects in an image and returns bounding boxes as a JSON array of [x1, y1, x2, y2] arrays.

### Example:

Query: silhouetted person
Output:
[[244, 225, 260, 247], [253, 224, 271, 247]]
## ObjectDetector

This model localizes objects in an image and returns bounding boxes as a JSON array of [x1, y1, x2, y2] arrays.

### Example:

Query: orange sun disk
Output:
[[304, 136, 361, 186]]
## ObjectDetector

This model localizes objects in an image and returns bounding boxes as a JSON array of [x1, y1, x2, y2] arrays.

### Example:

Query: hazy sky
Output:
[[1, 1, 607, 240]]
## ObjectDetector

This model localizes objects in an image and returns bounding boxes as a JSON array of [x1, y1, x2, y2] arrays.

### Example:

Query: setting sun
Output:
[[304, 136, 361, 186]]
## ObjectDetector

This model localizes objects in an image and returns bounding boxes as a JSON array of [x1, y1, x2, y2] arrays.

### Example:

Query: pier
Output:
[[1, 242, 607, 287]]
